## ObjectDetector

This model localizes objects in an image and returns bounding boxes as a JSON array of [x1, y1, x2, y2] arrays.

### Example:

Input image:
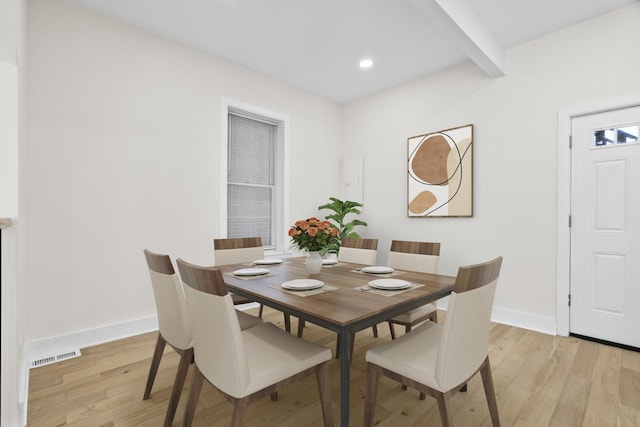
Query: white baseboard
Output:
[[24, 305, 266, 367], [26, 315, 159, 366], [491, 306, 557, 335]]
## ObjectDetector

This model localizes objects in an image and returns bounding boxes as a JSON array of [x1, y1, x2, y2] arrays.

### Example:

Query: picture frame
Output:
[[407, 124, 473, 217]]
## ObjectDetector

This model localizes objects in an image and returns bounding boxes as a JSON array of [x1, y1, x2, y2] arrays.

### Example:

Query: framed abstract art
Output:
[[407, 124, 473, 217]]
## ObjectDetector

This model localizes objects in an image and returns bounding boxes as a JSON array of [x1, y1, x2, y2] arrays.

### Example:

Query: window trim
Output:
[[219, 97, 290, 253]]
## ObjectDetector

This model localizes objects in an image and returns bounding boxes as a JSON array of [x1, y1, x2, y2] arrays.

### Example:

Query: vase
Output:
[[325, 250, 338, 261], [306, 251, 322, 274]]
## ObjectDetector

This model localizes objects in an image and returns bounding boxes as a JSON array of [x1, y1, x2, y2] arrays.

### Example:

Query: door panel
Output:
[[570, 106, 640, 348], [593, 253, 624, 314], [595, 159, 625, 230]]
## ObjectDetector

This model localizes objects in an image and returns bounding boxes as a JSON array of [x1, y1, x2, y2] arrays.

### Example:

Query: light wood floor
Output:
[[28, 307, 640, 426]]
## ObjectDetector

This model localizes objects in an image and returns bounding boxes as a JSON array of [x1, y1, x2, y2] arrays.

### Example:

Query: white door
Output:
[[570, 106, 640, 348]]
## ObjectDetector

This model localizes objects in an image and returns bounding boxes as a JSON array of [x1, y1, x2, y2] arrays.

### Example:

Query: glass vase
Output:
[[306, 251, 322, 274]]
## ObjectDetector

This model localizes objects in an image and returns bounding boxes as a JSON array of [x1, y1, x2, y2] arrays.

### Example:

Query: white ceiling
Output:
[[71, 0, 637, 104]]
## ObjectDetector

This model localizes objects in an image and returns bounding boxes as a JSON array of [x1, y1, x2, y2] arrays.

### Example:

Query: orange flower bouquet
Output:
[[288, 217, 339, 255]]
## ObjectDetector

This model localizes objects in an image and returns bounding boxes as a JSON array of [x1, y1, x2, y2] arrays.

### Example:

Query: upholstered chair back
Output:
[[338, 237, 378, 265], [386, 240, 440, 274], [177, 259, 250, 398], [144, 250, 192, 350], [214, 237, 264, 265], [435, 257, 502, 391]]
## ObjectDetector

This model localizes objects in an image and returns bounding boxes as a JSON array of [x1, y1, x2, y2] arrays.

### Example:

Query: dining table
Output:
[[218, 256, 455, 427]]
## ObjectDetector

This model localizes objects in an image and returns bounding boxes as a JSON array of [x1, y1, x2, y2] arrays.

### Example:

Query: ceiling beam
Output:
[[409, 0, 506, 77]]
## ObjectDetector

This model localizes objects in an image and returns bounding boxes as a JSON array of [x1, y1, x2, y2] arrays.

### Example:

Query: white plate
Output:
[[253, 258, 283, 265], [281, 279, 325, 291], [369, 279, 411, 290], [322, 259, 338, 265], [233, 267, 269, 276], [361, 266, 394, 274]]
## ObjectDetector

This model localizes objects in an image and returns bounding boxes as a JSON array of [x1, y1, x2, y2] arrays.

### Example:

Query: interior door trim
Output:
[[556, 94, 640, 336]]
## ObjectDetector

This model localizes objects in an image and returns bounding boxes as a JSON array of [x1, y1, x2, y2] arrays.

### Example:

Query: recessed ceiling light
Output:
[[359, 59, 373, 69]]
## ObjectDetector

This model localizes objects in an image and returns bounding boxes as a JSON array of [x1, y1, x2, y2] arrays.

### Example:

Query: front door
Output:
[[570, 106, 640, 348]]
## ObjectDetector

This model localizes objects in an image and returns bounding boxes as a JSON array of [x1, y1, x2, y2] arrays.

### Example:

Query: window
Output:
[[593, 123, 639, 147], [227, 113, 275, 244], [220, 99, 289, 252]]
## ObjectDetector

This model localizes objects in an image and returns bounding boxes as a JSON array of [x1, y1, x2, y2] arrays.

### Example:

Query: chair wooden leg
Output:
[[396, 324, 410, 391], [143, 333, 166, 400], [316, 362, 334, 427], [183, 366, 205, 427], [284, 313, 291, 333], [163, 348, 193, 427], [230, 397, 250, 427], [270, 392, 278, 401], [388, 321, 397, 340], [363, 363, 381, 427], [258, 303, 264, 318], [372, 324, 379, 338], [399, 322, 413, 392], [297, 318, 306, 338], [435, 392, 453, 427], [480, 357, 501, 426]]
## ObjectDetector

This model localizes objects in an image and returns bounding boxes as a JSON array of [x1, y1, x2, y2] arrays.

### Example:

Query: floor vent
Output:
[[31, 349, 81, 368]]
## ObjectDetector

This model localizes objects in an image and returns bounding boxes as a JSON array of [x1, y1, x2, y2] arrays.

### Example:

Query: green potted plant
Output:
[[318, 197, 368, 254]]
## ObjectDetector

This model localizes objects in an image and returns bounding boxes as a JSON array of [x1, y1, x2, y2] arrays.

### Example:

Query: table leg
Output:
[[339, 328, 350, 427]]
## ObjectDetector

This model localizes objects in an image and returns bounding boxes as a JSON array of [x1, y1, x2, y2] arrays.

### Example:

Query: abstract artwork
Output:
[[407, 124, 473, 217]]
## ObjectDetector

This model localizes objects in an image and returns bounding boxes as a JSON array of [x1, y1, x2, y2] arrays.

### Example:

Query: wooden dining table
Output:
[[218, 256, 455, 427]]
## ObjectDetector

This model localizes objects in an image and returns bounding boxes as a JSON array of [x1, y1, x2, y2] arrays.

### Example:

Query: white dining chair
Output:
[[213, 237, 265, 310], [386, 240, 441, 339], [176, 258, 334, 427], [142, 249, 262, 427], [337, 237, 378, 265], [363, 256, 503, 427], [214, 237, 292, 332]]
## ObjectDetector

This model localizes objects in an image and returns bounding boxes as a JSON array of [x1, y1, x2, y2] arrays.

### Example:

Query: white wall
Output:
[[0, 58, 21, 425], [23, 0, 640, 357], [25, 0, 343, 348], [343, 3, 640, 333], [2, 0, 26, 423], [0, 64, 19, 218]]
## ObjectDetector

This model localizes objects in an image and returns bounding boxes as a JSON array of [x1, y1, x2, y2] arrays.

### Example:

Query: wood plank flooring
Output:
[[28, 307, 640, 426]]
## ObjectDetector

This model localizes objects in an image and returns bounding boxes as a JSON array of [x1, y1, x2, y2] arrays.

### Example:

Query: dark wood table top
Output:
[[218, 257, 455, 331]]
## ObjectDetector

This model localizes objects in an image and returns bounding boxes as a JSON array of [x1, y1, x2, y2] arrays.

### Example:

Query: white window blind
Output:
[[227, 113, 276, 245]]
